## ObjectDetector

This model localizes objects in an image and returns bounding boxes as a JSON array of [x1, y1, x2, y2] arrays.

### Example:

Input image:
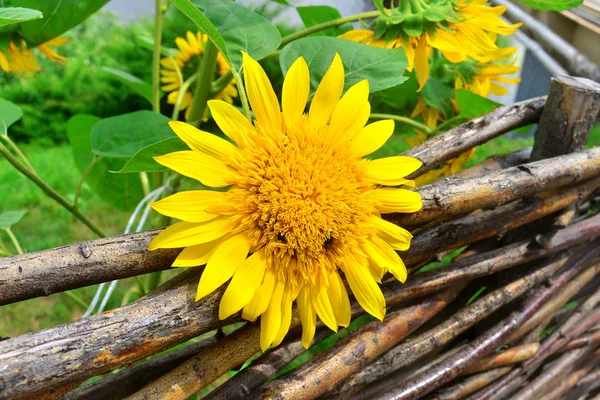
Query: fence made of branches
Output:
[[1, 75, 600, 400]]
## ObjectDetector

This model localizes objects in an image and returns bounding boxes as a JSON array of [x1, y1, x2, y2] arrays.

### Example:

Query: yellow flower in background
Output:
[[148, 53, 423, 351], [161, 31, 238, 119], [456, 60, 521, 97], [339, 0, 521, 91], [0, 37, 69, 77]]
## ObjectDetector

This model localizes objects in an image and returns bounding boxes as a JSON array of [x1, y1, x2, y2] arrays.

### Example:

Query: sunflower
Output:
[[455, 58, 521, 97], [0, 37, 69, 77], [160, 31, 238, 119], [148, 53, 423, 351], [339, 0, 521, 91]]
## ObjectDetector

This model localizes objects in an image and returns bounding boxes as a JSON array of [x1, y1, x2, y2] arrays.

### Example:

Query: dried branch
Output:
[[463, 343, 540, 375], [429, 367, 512, 400], [66, 333, 219, 399], [453, 148, 531, 179], [392, 147, 600, 228], [404, 97, 545, 179], [328, 251, 574, 399], [0, 230, 176, 306], [561, 330, 600, 352], [250, 286, 466, 400]]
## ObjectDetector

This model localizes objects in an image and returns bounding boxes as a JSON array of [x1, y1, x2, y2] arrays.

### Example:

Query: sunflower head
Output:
[[160, 31, 238, 119], [149, 52, 423, 351], [0, 36, 68, 77]]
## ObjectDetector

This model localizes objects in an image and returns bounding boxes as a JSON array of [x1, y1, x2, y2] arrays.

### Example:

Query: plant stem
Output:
[[172, 74, 197, 121], [187, 39, 219, 126], [369, 113, 434, 135], [234, 68, 252, 121], [0, 134, 37, 175], [3, 227, 23, 254], [433, 116, 469, 134], [0, 239, 10, 256], [0, 143, 106, 238], [210, 70, 233, 96], [279, 11, 380, 47], [73, 156, 103, 209], [152, 0, 164, 114], [63, 290, 88, 310]]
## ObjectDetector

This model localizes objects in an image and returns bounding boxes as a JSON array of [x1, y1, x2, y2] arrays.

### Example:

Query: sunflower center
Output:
[[228, 118, 376, 284]]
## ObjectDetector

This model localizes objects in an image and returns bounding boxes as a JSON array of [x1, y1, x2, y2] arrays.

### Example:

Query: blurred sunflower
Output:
[[149, 53, 423, 350], [339, 0, 521, 90], [0, 37, 68, 77], [161, 31, 238, 119], [455, 58, 521, 97]]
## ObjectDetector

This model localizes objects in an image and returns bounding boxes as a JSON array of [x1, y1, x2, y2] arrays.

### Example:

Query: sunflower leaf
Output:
[[0, 210, 27, 229], [512, 0, 582, 11], [0, 7, 42, 27], [102, 67, 154, 105], [297, 6, 352, 37], [455, 89, 501, 119], [115, 137, 190, 173], [0, 98, 23, 129], [280, 36, 409, 94]]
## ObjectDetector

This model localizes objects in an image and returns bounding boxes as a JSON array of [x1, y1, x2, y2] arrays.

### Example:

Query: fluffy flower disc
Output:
[[149, 52, 423, 351]]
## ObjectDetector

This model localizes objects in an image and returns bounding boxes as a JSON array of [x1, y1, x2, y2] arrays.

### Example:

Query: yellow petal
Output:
[[168, 121, 238, 159], [342, 255, 386, 321], [368, 215, 413, 251], [242, 269, 276, 321], [260, 279, 284, 351], [242, 52, 282, 131], [150, 190, 227, 222], [350, 119, 395, 157], [415, 36, 429, 92], [175, 37, 192, 54], [363, 237, 407, 283], [219, 248, 267, 320], [172, 241, 219, 267], [309, 53, 344, 130], [273, 284, 294, 347], [282, 57, 309, 128], [328, 271, 351, 328], [297, 284, 317, 349], [369, 188, 423, 214], [149, 218, 235, 250], [368, 259, 385, 283], [329, 79, 370, 142], [207, 100, 253, 146], [311, 272, 338, 332], [338, 29, 375, 43], [196, 233, 250, 300], [154, 150, 237, 188], [366, 156, 423, 186]]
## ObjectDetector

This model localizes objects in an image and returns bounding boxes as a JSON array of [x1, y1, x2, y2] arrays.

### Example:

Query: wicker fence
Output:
[[1, 75, 600, 400]]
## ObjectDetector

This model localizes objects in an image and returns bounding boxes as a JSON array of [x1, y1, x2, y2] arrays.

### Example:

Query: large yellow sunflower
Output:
[[339, 0, 521, 91], [148, 53, 423, 350], [0, 37, 68, 77], [160, 31, 238, 119]]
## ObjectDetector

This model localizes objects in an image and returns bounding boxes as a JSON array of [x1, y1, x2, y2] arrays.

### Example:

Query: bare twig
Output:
[[429, 367, 512, 400]]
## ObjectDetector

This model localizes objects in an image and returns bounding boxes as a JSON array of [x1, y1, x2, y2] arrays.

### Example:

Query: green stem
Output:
[[63, 290, 88, 309], [73, 156, 103, 209], [0, 240, 10, 256], [187, 39, 219, 126], [152, 0, 164, 114], [369, 113, 434, 135], [233, 68, 252, 121], [146, 271, 163, 291], [4, 227, 23, 254], [210, 70, 233, 96], [279, 11, 380, 47], [172, 74, 197, 121], [0, 134, 37, 175], [0, 143, 106, 238], [433, 116, 469, 134]]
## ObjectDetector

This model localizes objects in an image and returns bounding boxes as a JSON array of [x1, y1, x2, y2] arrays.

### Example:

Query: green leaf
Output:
[[421, 77, 453, 115], [171, 0, 281, 71], [0, 7, 42, 27], [135, 34, 177, 57], [0, 98, 23, 129], [513, 0, 582, 11], [268, 0, 290, 5], [280, 37, 409, 94], [296, 6, 351, 36], [102, 67, 154, 105], [91, 111, 174, 158], [67, 114, 144, 211], [115, 137, 189, 173], [0, 210, 27, 229], [7, 0, 109, 45], [455, 89, 501, 119]]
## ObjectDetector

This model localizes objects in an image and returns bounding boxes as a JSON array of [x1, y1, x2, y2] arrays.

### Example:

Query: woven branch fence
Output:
[[2, 75, 600, 400]]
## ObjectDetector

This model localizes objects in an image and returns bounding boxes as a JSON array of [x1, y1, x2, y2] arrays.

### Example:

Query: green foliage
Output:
[[4, 0, 109, 45], [513, 0, 583, 11], [0, 97, 22, 128], [421, 77, 453, 115], [0, 7, 42, 28], [101, 67, 154, 105], [280, 37, 409, 93], [117, 137, 188, 173], [454, 89, 501, 118], [0, 209, 27, 229], [68, 114, 144, 211], [296, 6, 352, 36], [0, 12, 153, 145]]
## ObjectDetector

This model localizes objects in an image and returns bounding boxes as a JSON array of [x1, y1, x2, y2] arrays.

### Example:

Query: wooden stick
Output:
[[428, 367, 512, 400], [561, 330, 600, 352], [404, 97, 545, 179], [463, 343, 540, 375]]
